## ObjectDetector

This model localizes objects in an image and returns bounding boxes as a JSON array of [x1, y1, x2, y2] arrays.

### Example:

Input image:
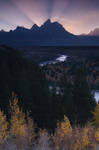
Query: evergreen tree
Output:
[[60, 74, 73, 122], [72, 67, 96, 125], [50, 87, 63, 130], [0, 47, 51, 129]]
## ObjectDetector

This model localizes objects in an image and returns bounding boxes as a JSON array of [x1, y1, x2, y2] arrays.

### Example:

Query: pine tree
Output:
[[60, 74, 73, 121], [72, 67, 96, 125]]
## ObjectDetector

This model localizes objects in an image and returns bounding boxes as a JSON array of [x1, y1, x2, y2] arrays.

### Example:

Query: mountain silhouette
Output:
[[39, 19, 74, 39], [31, 24, 39, 31], [14, 26, 29, 32], [88, 28, 99, 36], [0, 19, 99, 46], [41, 19, 51, 27], [0, 29, 5, 32], [12, 19, 74, 39]]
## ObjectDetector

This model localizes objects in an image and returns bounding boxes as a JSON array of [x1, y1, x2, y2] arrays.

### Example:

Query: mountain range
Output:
[[0, 19, 99, 46], [88, 28, 99, 36]]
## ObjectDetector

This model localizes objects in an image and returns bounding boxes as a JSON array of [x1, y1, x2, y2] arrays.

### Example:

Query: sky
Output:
[[0, 0, 99, 34]]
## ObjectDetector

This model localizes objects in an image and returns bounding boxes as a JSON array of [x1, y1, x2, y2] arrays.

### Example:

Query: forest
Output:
[[0, 45, 99, 150]]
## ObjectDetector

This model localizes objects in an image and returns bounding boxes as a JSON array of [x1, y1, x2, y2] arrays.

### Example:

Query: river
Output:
[[40, 55, 99, 102], [94, 91, 99, 102], [40, 55, 68, 66]]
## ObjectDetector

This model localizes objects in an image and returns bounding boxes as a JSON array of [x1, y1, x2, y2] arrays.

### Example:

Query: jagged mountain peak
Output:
[[9, 19, 69, 34], [0, 19, 99, 46], [40, 19, 52, 28], [16, 26, 24, 30], [14, 26, 28, 32], [40, 19, 66, 32], [44, 19, 51, 25], [31, 24, 39, 30], [0, 29, 5, 32], [88, 28, 99, 36]]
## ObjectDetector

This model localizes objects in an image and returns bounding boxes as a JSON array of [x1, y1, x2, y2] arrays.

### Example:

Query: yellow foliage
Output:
[[10, 96, 28, 149], [0, 93, 97, 150], [93, 104, 99, 127], [9, 94, 36, 149], [0, 110, 8, 145], [82, 127, 90, 148], [10, 97, 27, 137], [53, 115, 72, 150], [61, 115, 72, 137], [95, 128, 99, 143], [53, 118, 96, 150], [73, 127, 81, 150]]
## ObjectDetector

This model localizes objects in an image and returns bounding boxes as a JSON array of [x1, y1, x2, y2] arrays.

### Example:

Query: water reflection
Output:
[[94, 91, 99, 102], [40, 55, 67, 66]]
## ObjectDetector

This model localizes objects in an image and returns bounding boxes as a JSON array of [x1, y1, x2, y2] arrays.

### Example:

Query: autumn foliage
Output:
[[53, 116, 96, 150], [0, 110, 8, 145], [0, 95, 99, 150]]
